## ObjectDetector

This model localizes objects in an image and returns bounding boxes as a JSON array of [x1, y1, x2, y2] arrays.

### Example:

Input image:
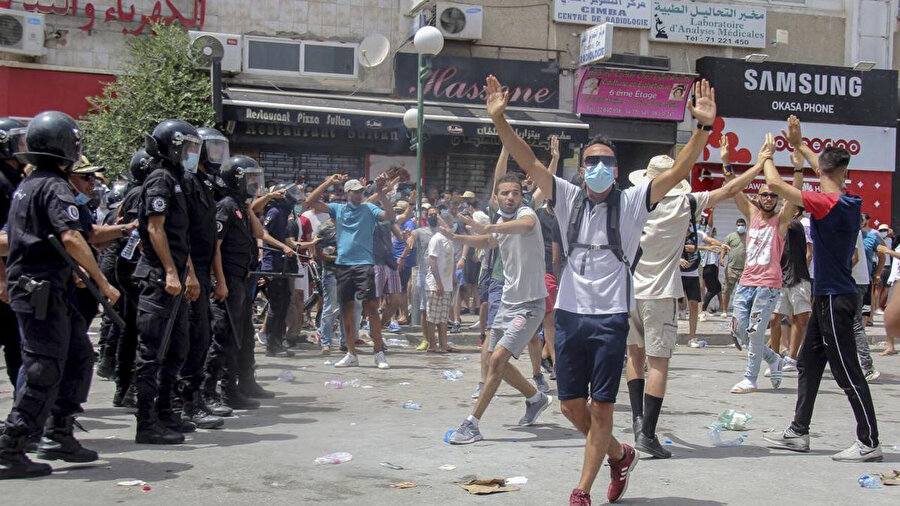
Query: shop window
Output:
[[303, 41, 358, 79], [244, 37, 357, 79], [244, 37, 301, 75]]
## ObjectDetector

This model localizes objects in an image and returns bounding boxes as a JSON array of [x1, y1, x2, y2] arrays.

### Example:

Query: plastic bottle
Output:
[[277, 370, 295, 382], [402, 401, 421, 410], [324, 378, 360, 389], [314, 452, 353, 465], [717, 409, 753, 430], [708, 423, 746, 447], [858, 475, 882, 489], [120, 229, 141, 260], [443, 370, 464, 380], [385, 338, 410, 348]]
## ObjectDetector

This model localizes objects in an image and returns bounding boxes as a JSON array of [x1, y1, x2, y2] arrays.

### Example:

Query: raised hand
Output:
[[550, 135, 560, 160], [758, 132, 775, 162], [719, 135, 730, 166], [781, 114, 803, 148], [459, 213, 487, 234], [485, 74, 510, 120], [688, 79, 716, 127], [330, 173, 348, 185]]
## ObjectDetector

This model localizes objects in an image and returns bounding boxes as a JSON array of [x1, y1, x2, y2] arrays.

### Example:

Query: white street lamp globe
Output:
[[414, 26, 444, 55], [403, 108, 419, 129]]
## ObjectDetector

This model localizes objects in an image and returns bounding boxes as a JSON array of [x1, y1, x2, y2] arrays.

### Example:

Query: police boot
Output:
[[266, 341, 295, 358], [36, 415, 98, 463], [201, 374, 234, 417], [113, 383, 137, 409], [239, 378, 276, 399], [182, 391, 224, 430], [158, 409, 196, 434], [95, 354, 115, 380], [135, 397, 184, 445], [0, 431, 52, 480], [221, 384, 260, 410]]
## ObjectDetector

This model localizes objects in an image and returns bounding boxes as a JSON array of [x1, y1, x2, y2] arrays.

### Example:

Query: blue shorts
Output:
[[486, 278, 504, 327], [555, 309, 629, 403]]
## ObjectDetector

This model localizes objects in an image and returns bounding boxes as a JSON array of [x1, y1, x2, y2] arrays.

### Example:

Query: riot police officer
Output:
[[0, 111, 120, 479], [96, 180, 128, 380], [175, 127, 228, 429], [204, 155, 266, 410], [132, 119, 200, 444], [0, 118, 26, 391]]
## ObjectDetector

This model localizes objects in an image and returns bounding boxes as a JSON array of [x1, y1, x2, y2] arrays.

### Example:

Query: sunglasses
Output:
[[758, 192, 778, 199], [75, 174, 96, 182], [584, 155, 618, 168]]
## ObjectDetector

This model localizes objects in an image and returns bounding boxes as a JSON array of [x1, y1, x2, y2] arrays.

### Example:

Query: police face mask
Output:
[[75, 192, 91, 206], [583, 161, 615, 193], [736, 225, 746, 234]]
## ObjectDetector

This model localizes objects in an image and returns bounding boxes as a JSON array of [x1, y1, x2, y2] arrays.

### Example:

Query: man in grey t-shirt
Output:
[[442, 174, 551, 445]]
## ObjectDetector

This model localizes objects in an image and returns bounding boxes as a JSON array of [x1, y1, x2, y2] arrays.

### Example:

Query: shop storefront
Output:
[[694, 57, 898, 236], [573, 65, 696, 185]]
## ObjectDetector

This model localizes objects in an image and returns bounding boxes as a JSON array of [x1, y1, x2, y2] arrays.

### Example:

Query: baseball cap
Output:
[[394, 200, 409, 212], [344, 179, 364, 192], [878, 223, 890, 231], [462, 190, 476, 199]]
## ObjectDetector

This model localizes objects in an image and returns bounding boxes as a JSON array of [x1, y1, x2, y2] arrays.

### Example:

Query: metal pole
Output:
[[410, 52, 425, 327]]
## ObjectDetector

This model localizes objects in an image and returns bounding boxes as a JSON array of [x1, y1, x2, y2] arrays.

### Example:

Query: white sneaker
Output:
[[699, 312, 708, 322], [374, 351, 390, 369], [783, 357, 797, 372], [875, 308, 885, 316], [721, 312, 728, 318], [832, 440, 883, 462], [334, 353, 359, 368], [865, 370, 881, 383]]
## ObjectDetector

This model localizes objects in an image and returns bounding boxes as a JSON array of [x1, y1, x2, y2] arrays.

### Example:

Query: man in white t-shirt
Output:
[[483, 74, 717, 505], [624, 154, 758, 459], [425, 224, 454, 352], [444, 173, 551, 444]]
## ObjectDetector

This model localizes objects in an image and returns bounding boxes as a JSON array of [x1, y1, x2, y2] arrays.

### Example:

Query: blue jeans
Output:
[[732, 284, 781, 383], [318, 270, 361, 347]]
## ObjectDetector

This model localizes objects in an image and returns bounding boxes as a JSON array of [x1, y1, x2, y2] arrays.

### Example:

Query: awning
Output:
[[419, 104, 589, 145]]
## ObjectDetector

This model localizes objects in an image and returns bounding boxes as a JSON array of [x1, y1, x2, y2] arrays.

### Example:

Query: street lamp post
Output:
[[407, 26, 444, 326]]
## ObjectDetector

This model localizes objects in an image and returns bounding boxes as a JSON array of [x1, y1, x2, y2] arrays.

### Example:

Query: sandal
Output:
[[730, 379, 758, 394], [880, 349, 897, 356]]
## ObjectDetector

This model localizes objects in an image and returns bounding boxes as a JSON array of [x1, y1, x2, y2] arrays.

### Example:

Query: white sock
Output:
[[466, 415, 480, 427], [527, 392, 542, 403]]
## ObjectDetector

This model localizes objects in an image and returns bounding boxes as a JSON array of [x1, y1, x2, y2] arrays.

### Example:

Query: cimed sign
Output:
[[553, 0, 650, 29], [651, 0, 766, 48], [579, 23, 613, 66]]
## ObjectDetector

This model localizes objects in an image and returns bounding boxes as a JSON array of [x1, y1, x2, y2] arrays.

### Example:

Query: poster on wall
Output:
[[367, 154, 420, 185], [552, 0, 650, 28], [574, 67, 695, 121], [650, 0, 766, 48]]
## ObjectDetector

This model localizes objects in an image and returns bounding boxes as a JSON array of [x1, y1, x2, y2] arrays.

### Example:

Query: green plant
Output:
[[83, 23, 214, 179]]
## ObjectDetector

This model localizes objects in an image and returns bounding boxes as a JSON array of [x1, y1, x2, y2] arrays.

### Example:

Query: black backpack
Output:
[[561, 185, 643, 308], [679, 194, 701, 272]]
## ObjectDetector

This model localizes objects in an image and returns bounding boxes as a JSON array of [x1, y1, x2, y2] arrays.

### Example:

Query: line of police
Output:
[[0, 111, 293, 480]]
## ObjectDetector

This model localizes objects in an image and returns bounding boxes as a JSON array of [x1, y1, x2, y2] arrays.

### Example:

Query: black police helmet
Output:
[[106, 181, 127, 207], [220, 155, 261, 198], [16, 111, 83, 168], [145, 119, 201, 171], [196, 126, 229, 175], [129, 148, 153, 184], [0, 117, 26, 160], [271, 182, 305, 207]]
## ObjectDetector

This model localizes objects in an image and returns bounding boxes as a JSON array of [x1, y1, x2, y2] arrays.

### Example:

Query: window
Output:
[[303, 41, 358, 78], [245, 37, 301, 74]]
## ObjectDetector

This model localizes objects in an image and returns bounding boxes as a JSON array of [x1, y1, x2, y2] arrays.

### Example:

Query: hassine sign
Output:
[[697, 57, 897, 127]]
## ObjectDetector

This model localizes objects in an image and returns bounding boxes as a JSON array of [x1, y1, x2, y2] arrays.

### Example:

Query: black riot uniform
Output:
[[0, 111, 102, 479], [95, 182, 127, 381], [176, 126, 228, 430], [0, 118, 26, 390], [131, 119, 201, 445], [204, 156, 266, 411], [112, 150, 154, 409]]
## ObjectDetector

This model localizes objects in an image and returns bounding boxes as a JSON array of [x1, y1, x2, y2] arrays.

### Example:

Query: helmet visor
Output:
[[180, 135, 202, 173], [204, 137, 230, 168], [9, 127, 27, 155], [244, 168, 265, 198]]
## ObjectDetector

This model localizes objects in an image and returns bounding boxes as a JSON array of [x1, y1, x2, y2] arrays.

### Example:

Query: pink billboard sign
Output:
[[575, 68, 695, 121]]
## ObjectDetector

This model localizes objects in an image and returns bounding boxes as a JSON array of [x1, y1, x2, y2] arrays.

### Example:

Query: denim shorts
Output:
[[555, 309, 630, 403]]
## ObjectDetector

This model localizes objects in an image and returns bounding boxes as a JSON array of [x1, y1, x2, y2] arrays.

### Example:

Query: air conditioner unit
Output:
[[0, 9, 45, 57], [189, 31, 242, 73], [436, 2, 482, 41]]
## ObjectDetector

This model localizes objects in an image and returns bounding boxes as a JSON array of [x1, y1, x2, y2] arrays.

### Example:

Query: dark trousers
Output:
[[701, 264, 722, 311], [97, 255, 121, 359], [179, 272, 211, 394], [115, 268, 141, 392], [4, 296, 92, 437], [205, 274, 253, 391], [790, 293, 879, 447], [134, 281, 189, 420], [265, 277, 291, 351], [0, 301, 22, 390]]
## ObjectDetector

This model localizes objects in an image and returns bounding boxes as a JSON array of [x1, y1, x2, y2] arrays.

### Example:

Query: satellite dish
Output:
[[358, 34, 390, 68], [191, 35, 224, 67]]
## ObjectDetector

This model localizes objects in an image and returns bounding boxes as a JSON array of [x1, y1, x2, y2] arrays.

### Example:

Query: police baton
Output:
[[47, 235, 126, 329], [156, 267, 190, 362], [222, 301, 242, 351], [250, 245, 312, 278]]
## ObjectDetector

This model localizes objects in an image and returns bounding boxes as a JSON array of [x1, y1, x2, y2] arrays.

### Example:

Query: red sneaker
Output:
[[569, 488, 591, 506], [607, 443, 638, 503]]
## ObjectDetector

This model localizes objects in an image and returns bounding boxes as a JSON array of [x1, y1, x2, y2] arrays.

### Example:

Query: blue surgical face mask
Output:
[[183, 151, 200, 173], [584, 161, 615, 193], [736, 225, 746, 234], [75, 192, 90, 206], [497, 208, 517, 219]]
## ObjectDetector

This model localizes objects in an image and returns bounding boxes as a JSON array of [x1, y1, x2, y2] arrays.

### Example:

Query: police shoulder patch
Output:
[[263, 216, 272, 226], [174, 184, 182, 193], [216, 221, 224, 233], [67, 205, 80, 220], [151, 197, 167, 212]]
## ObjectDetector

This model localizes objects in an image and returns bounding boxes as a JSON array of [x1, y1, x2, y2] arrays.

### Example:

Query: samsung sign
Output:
[[698, 57, 897, 127]]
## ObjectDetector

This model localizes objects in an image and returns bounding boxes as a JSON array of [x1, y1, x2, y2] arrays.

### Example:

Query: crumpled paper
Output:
[[458, 478, 520, 495]]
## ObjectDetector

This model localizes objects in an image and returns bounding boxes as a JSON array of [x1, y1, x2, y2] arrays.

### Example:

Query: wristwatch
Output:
[[120, 225, 128, 237], [697, 123, 713, 131]]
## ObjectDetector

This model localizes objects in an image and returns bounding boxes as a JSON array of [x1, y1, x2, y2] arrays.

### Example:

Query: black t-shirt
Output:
[[373, 220, 396, 268], [6, 167, 83, 310], [136, 165, 190, 275], [781, 220, 811, 286], [183, 171, 217, 272], [0, 161, 24, 228], [536, 207, 561, 274], [216, 195, 256, 278]]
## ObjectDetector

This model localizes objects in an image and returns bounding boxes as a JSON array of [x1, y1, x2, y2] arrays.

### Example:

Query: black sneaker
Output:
[[635, 433, 672, 459]]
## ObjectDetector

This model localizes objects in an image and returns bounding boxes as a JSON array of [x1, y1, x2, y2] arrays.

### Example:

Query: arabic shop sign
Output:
[[651, 0, 766, 48], [575, 67, 694, 121], [579, 23, 613, 67], [0, 1, 206, 36], [395, 53, 560, 109], [553, 0, 650, 29]]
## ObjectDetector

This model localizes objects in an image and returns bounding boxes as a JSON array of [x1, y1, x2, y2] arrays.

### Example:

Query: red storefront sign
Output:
[[0, 66, 115, 119]]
